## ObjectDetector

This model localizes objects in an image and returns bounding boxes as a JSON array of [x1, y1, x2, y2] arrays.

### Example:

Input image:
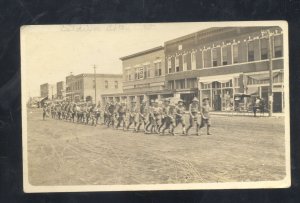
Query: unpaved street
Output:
[[26, 108, 286, 186]]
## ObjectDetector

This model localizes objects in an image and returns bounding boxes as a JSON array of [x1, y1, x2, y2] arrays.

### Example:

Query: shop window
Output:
[[105, 80, 108, 89], [212, 48, 218, 67], [175, 79, 185, 89], [187, 78, 197, 88], [260, 38, 269, 60], [221, 81, 232, 88], [222, 46, 228, 65], [248, 41, 254, 62], [234, 77, 240, 87], [201, 83, 211, 89], [274, 35, 283, 58], [168, 81, 175, 90], [233, 44, 239, 63]]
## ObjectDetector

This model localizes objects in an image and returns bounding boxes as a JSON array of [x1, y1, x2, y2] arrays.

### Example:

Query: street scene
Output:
[[27, 108, 285, 185], [22, 23, 288, 190]]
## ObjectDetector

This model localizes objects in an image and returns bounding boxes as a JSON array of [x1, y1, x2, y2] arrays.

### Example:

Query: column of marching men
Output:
[[42, 97, 211, 136]]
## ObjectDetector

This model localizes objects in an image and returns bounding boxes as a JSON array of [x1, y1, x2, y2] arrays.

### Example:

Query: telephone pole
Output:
[[267, 30, 273, 117], [93, 65, 97, 104], [262, 29, 274, 117]]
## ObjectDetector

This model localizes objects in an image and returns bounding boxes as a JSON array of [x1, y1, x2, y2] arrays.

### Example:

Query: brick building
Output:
[[40, 83, 56, 99], [102, 46, 169, 105], [65, 73, 123, 103], [164, 26, 284, 112], [56, 81, 65, 100]]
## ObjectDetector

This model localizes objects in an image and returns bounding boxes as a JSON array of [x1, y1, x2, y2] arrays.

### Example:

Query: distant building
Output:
[[65, 73, 123, 103], [40, 83, 56, 100], [102, 46, 167, 105], [56, 81, 65, 100]]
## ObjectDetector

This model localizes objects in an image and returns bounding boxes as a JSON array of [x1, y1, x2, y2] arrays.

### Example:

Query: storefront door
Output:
[[213, 89, 222, 111], [273, 92, 282, 112]]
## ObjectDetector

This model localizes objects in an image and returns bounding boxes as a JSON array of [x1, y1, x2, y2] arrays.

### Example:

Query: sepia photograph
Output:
[[21, 21, 290, 192]]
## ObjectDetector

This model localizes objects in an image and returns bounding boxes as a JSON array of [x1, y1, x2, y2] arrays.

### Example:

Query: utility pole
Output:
[[93, 65, 97, 104], [267, 30, 273, 117]]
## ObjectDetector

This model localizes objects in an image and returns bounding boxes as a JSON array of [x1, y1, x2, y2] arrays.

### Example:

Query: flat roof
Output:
[[69, 73, 123, 78], [120, 46, 164, 61]]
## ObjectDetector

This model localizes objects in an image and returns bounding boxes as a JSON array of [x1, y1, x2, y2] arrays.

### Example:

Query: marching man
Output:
[[199, 97, 212, 135], [175, 99, 186, 135], [127, 99, 138, 131], [186, 97, 201, 136]]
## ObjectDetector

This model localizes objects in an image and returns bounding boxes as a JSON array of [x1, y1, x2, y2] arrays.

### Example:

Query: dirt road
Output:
[[26, 108, 286, 186]]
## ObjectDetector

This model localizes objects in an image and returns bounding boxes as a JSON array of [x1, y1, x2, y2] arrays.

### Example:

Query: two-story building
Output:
[[65, 73, 123, 103], [102, 46, 169, 105], [164, 26, 284, 112]]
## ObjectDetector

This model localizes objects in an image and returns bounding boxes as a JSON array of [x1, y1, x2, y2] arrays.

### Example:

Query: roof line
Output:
[[120, 46, 164, 61]]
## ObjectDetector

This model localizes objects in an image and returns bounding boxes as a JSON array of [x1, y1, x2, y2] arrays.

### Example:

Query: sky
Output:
[[21, 22, 214, 98]]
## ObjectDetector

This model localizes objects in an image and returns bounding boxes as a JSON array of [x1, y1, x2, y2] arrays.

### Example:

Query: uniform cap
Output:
[[202, 97, 209, 102], [192, 97, 199, 102]]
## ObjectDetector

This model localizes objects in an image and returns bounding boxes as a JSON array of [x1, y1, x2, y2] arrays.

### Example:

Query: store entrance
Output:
[[273, 92, 282, 112], [213, 89, 222, 111]]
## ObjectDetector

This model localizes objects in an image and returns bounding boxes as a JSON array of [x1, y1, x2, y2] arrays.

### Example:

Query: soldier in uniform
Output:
[[161, 102, 176, 135], [145, 99, 155, 133], [115, 101, 126, 130], [127, 99, 138, 131], [186, 97, 201, 136], [150, 99, 161, 134], [158, 98, 170, 133], [107, 101, 115, 127], [136, 99, 148, 132], [42, 103, 48, 120], [103, 101, 110, 125], [175, 99, 186, 135], [95, 103, 101, 125], [199, 97, 212, 135]]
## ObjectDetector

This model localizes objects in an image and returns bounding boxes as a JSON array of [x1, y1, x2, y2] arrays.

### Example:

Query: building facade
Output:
[[56, 81, 65, 100], [164, 27, 284, 112], [65, 73, 123, 103], [102, 46, 168, 105], [40, 83, 56, 99]]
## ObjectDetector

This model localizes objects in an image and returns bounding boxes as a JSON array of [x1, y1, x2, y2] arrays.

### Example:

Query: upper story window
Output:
[[126, 70, 132, 81], [222, 46, 228, 65], [203, 50, 211, 68], [143, 64, 150, 79], [248, 41, 255, 62], [183, 54, 187, 71], [114, 81, 118, 89], [274, 35, 283, 58], [232, 44, 238, 64], [175, 56, 180, 72], [260, 38, 269, 60], [212, 48, 219, 67], [191, 52, 196, 70], [105, 80, 108, 89], [154, 61, 162, 76], [168, 58, 172, 74]]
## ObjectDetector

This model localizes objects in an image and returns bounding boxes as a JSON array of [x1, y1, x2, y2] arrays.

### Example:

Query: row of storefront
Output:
[[102, 26, 285, 113]]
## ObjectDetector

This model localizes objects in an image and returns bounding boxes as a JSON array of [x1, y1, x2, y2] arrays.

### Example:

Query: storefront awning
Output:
[[199, 73, 240, 84]]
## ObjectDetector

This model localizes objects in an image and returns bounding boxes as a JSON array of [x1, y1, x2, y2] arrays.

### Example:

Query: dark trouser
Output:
[[116, 113, 126, 129], [162, 116, 175, 134], [127, 114, 137, 130], [158, 116, 166, 132]]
